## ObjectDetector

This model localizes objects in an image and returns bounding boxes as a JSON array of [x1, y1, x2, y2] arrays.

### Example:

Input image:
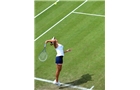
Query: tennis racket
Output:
[[38, 44, 48, 62]]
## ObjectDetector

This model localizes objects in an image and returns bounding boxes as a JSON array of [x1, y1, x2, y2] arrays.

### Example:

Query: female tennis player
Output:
[[45, 37, 71, 86]]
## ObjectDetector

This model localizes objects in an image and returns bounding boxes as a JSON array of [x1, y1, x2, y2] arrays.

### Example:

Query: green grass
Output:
[[35, 1, 105, 90], [35, 1, 54, 15]]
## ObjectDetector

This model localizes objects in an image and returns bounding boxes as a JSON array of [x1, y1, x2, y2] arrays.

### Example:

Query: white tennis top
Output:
[[55, 44, 64, 56]]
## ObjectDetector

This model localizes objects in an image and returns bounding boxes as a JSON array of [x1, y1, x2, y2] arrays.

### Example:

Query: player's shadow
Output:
[[59, 73, 93, 89]]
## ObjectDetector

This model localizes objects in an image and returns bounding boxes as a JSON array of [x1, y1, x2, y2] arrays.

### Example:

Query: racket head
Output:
[[38, 47, 48, 62]]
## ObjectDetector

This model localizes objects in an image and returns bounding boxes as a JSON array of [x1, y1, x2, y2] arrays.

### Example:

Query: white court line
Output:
[[34, 0, 88, 41], [35, 77, 94, 90], [73, 11, 105, 17], [34, 0, 60, 18]]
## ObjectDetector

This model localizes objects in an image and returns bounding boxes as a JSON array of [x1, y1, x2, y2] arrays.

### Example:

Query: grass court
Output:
[[35, 0, 105, 90]]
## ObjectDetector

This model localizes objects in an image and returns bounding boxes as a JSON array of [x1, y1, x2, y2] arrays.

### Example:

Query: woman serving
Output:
[[45, 37, 71, 86]]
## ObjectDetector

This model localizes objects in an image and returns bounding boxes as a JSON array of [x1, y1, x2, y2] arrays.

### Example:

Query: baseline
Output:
[[35, 77, 94, 90]]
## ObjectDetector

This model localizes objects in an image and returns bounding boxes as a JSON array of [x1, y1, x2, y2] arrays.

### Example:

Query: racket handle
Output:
[[44, 44, 46, 47]]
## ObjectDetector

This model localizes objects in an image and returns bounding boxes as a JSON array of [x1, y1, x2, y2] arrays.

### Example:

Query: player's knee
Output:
[[59, 68, 61, 72], [60, 68, 62, 71]]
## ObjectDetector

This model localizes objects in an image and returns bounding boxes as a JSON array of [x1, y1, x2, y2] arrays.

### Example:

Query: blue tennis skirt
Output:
[[55, 56, 63, 64]]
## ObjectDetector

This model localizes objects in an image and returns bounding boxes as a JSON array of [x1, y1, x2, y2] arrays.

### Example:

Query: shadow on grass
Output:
[[59, 73, 93, 89]]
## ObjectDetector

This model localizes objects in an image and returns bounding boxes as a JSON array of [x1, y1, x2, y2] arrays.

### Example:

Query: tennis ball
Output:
[[54, 2, 57, 5]]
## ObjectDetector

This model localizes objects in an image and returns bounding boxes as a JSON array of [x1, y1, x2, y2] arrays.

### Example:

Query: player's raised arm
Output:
[[45, 39, 56, 44], [45, 37, 58, 48]]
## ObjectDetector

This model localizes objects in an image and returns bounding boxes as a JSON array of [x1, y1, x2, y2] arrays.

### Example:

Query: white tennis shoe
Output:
[[53, 80, 61, 86]]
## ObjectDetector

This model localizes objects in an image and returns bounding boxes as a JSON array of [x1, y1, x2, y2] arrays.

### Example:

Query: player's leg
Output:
[[56, 64, 62, 82], [54, 56, 63, 85]]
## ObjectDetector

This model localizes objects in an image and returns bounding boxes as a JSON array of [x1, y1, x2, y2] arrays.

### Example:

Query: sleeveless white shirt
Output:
[[55, 44, 64, 56]]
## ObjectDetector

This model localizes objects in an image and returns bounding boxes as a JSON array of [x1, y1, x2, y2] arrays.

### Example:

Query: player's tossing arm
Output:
[[64, 49, 71, 53]]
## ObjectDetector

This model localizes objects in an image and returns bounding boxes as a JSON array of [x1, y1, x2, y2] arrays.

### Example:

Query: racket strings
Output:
[[38, 47, 48, 62]]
